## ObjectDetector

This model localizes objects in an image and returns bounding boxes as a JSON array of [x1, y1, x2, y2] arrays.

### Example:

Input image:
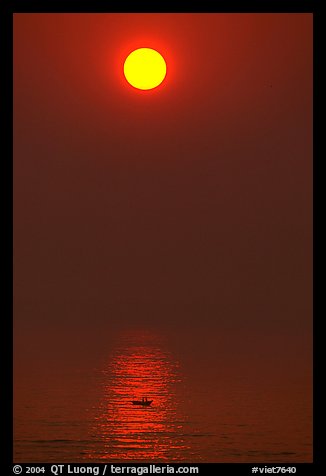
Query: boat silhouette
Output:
[[131, 397, 153, 406]]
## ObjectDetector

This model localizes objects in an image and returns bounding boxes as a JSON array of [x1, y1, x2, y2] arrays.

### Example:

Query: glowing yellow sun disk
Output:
[[123, 48, 167, 90]]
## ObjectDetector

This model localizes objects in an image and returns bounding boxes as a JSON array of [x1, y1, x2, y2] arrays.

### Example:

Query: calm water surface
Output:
[[14, 329, 312, 462]]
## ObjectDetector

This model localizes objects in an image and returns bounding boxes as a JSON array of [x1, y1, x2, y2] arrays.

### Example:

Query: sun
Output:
[[123, 48, 167, 91]]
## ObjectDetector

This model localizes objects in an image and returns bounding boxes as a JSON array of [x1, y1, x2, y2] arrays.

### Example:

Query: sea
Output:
[[14, 328, 312, 463]]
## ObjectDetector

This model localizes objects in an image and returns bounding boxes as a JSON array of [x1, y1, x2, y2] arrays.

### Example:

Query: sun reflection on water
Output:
[[88, 330, 189, 461]]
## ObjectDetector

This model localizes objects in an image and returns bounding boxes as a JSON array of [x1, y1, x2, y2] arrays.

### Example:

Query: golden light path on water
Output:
[[86, 331, 190, 461]]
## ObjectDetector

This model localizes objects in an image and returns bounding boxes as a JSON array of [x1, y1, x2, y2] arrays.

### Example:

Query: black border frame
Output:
[[2, 1, 321, 473]]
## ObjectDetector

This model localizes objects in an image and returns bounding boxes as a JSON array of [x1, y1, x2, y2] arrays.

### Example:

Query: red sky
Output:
[[14, 13, 312, 375]]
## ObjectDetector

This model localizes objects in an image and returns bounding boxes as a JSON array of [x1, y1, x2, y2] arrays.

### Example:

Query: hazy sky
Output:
[[14, 14, 312, 367]]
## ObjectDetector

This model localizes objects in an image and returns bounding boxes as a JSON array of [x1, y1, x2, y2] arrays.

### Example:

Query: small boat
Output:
[[131, 398, 153, 406]]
